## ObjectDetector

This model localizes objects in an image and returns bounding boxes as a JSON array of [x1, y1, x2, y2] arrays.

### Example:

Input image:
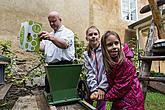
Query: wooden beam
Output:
[[139, 56, 165, 60], [149, 82, 165, 94], [35, 92, 52, 110], [140, 21, 155, 99], [12, 95, 39, 110], [0, 83, 12, 100], [0, 62, 9, 64], [139, 76, 165, 82], [148, 0, 165, 39]]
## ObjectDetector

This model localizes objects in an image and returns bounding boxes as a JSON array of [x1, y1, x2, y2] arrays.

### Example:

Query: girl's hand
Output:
[[90, 91, 98, 100], [97, 89, 105, 100]]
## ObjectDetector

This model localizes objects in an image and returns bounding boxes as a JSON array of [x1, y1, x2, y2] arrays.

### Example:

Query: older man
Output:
[[38, 11, 75, 92]]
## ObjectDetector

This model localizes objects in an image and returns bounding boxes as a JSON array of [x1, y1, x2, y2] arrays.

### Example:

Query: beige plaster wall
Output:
[[137, 0, 152, 20], [89, 0, 165, 73], [1, 0, 163, 73], [89, 0, 126, 42], [0, 0, 151, 46], [0, 0, 89, 50], [89, 0, 149, 42], [87, 0, 153, 52]]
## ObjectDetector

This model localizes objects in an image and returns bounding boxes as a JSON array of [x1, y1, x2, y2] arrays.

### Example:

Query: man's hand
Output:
[[38, 31, 68, 49], [38, 31, 51, 40]]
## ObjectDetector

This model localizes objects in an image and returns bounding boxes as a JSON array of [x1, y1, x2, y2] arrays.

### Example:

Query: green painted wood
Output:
[[45, 64, 83, 105]]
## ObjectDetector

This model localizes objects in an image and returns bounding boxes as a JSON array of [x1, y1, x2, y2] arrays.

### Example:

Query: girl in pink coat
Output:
[[101, 31, 144, 110]]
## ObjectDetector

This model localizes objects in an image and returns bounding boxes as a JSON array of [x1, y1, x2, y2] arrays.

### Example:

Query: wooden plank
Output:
[[140, 61, 152, 99], [12, 91, 56, 110], [148, 0, 165, 39], [12, 95, 39, 110], [0, 83, 12, 100], [53, 100, 96, 110], [49, 105, 57, 110], [140, 14, 156, 97], [139, 56, 165, 60], [149, 81, 165, 94], [35, 92, 52, 110], [0, 61, 9, 64], [11, 91, 94, 110], [139, 76, 165, 82], [78, 100, 96, 110], [55, 103, 87, 110]]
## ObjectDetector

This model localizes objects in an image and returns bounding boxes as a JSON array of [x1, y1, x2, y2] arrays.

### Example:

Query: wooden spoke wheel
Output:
[[77, 80, 90, 100]]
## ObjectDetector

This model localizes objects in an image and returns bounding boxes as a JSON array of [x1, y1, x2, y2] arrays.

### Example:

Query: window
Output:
[[121, 0, 137, 21]]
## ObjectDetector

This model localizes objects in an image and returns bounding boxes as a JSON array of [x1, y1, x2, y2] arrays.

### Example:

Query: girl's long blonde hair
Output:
[[101, 31, 125, 73]]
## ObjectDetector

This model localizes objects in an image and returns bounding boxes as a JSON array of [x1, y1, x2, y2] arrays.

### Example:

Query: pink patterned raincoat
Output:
[[105, 58, 144, 110]]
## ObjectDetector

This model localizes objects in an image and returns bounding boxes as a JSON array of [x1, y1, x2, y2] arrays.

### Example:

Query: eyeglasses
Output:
[[88, 33, 98, 36]]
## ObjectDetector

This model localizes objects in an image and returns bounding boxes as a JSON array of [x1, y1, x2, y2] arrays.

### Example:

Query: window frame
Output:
[[121, 0, 138, 21]]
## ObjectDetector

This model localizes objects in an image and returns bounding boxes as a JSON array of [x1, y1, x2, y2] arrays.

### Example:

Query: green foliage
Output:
[[1, 34, 86, 86], [35, 51, 45, 64], [0, 40, 45, 86], [0, 40, 22, 85], [74, 34, 86, 80], [16, 51, 46, 86], [0, 40, 13, 57], [150, 71, 165, 77], [74, 33, 85, 64], [0, 40, 15, 83], [93, 101, 112, 109], [133, 48, 144, 73]]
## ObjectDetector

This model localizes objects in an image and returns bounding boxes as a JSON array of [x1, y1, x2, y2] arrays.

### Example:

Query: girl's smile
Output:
[[106, 35, 120, 59], [86, 28, 100, 47]]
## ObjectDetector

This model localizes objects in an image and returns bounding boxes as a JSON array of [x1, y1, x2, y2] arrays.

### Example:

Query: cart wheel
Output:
[[77, 80, 90, 100]]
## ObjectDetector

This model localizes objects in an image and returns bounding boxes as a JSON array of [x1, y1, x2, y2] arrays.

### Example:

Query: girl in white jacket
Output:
[[83, 26, 108, 110]]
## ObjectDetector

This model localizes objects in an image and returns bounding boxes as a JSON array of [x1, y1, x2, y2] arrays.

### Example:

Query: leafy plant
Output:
[[0, 40, 13, 57], [2, 33, 86, 86], [133, 48, 144, 72], [74, 34, 87, 80], [74, 33, 85, 64], [0, 40, 14, 82], [0, 40, 45, 86]]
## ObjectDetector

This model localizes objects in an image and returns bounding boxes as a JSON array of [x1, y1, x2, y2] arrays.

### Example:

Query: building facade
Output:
[[2, 0, 163, 73], [0, 0, 149, 43]]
